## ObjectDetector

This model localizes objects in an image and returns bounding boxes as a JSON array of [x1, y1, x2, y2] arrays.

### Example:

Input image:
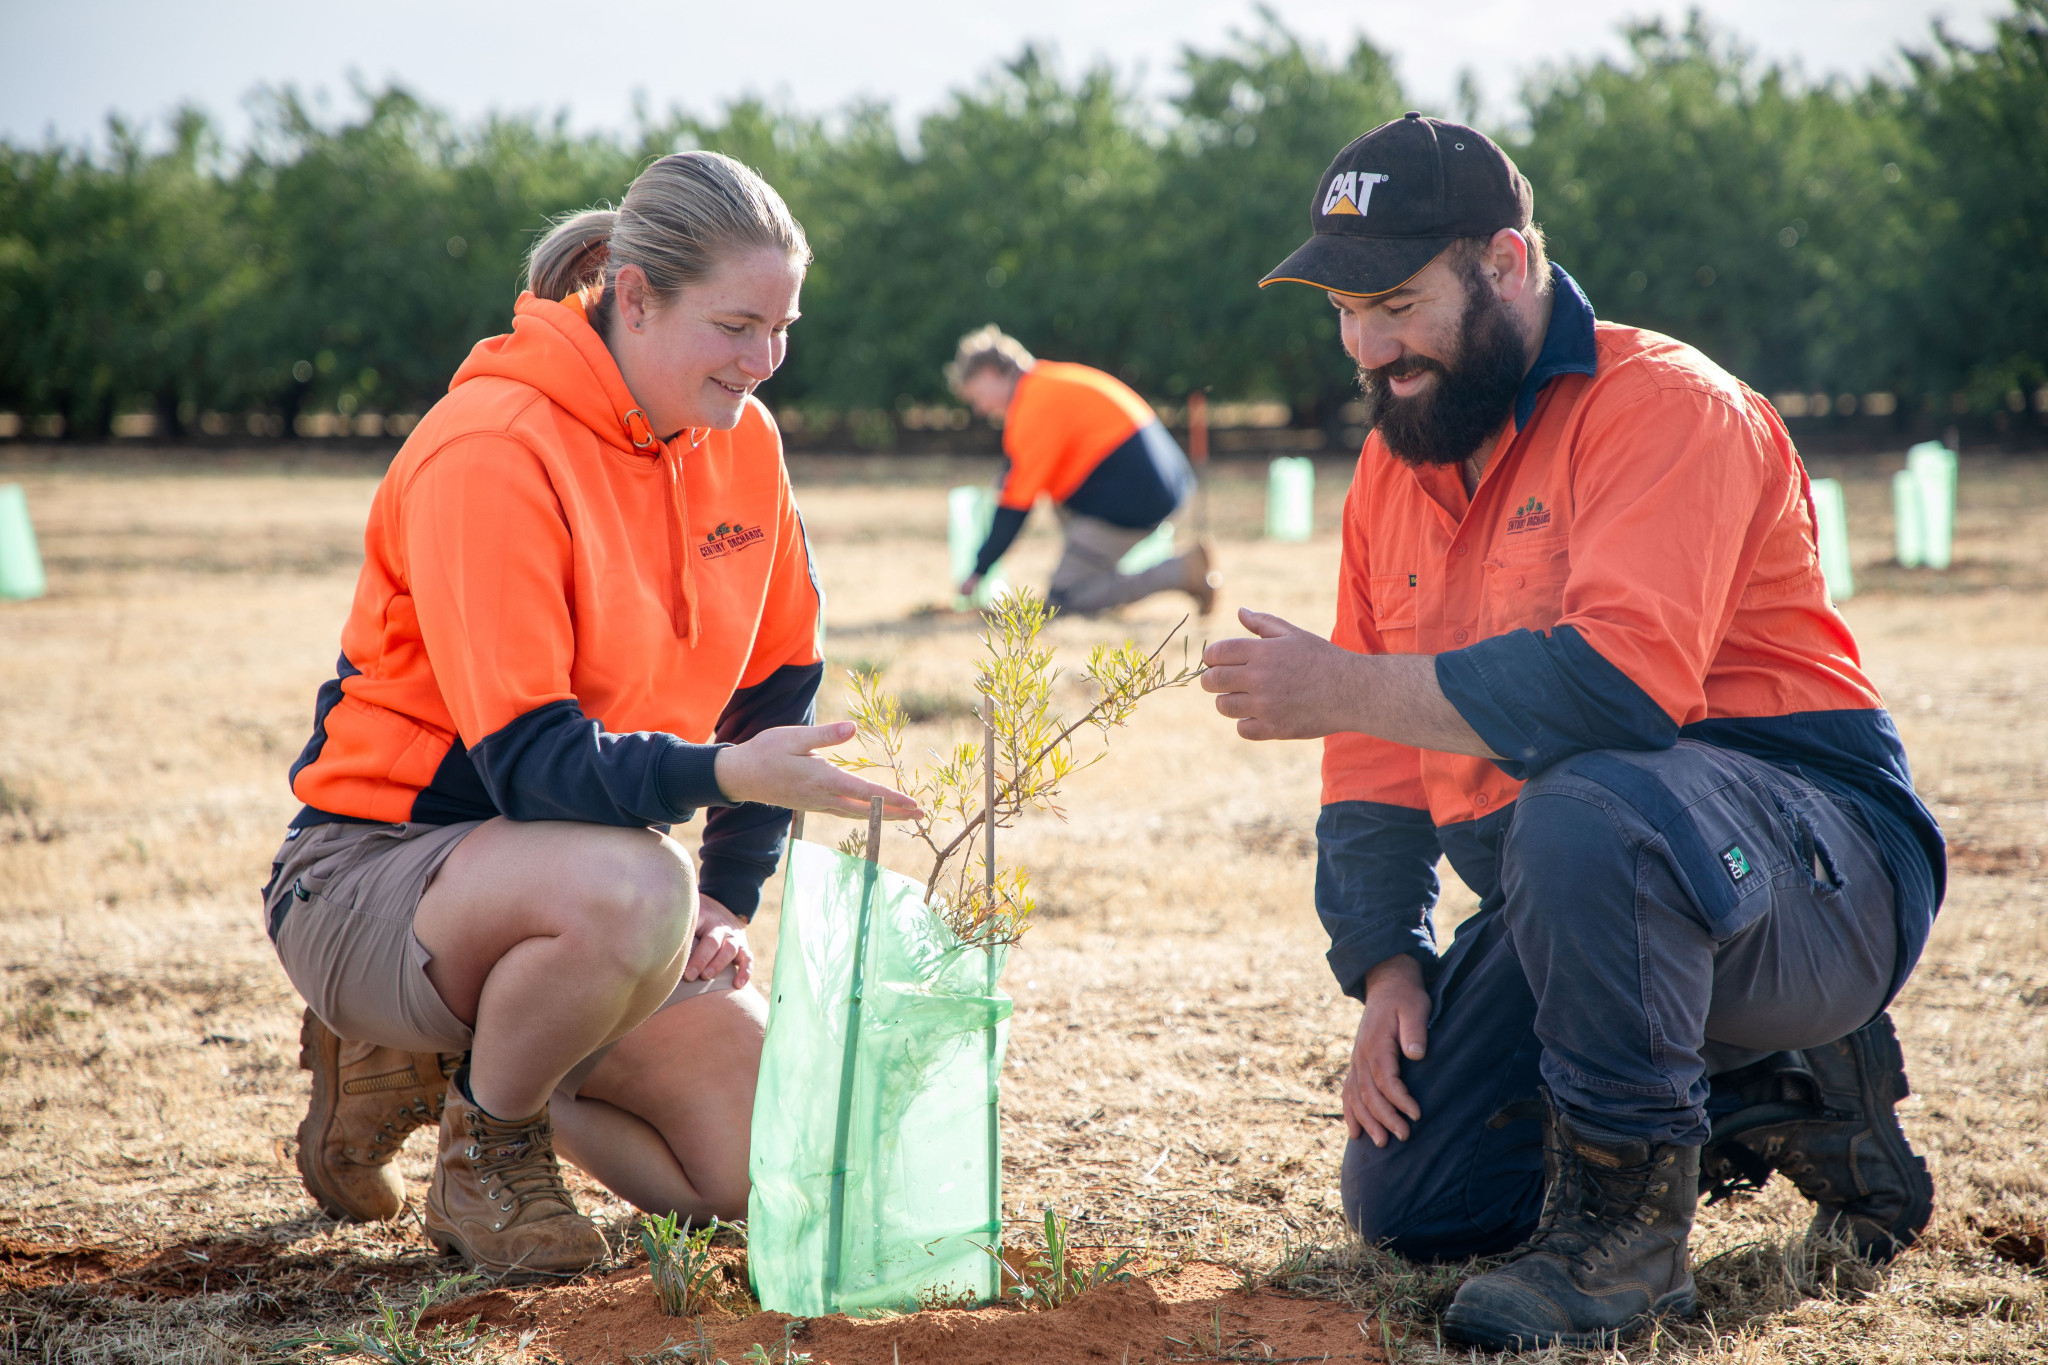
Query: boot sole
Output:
[[1443, 1288, 1697, 1351], [424, 1224, 599, 1284], [1824, 1014, 1934, 1263]]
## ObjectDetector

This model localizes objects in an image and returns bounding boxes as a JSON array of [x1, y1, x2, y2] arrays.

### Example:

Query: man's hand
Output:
[[1200, 609, 1361, 740], [957, 573, 983, 599], [1343, 954, 1431, 1147], [684, 894, 752, 987], [714, 722, 923, 820]]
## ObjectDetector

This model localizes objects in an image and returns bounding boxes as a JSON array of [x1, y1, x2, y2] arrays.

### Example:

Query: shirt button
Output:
[[1455, 545, 1469, 557], [1454, 628, 1469, 643], [1475, 792, 1490, 808], [1515, 574, 1527, 588]]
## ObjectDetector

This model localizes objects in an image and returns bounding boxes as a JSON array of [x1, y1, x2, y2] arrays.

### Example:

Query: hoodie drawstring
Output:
[[663, 443, 701, 642]]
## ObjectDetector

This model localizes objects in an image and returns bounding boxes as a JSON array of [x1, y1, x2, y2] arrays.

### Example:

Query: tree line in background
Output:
[[1, 1, 2042, 445]]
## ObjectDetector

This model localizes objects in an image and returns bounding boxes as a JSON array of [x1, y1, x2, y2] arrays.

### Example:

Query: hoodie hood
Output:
[[450, 290, 708, 640]]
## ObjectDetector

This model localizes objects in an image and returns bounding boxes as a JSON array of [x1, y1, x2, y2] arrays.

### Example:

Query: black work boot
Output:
[[1702, 1012, 1932, 1264], [1443, 1101, 1699, 1350]]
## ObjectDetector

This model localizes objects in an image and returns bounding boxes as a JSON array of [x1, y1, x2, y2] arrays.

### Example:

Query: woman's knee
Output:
[[570, 831, 698, 978]]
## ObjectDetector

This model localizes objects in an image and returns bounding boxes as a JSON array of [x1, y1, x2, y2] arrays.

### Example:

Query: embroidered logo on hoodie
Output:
[[700, 521, 767, 560]]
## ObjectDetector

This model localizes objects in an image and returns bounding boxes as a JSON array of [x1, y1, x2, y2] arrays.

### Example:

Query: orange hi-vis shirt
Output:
[[285, 291, 823, 915], [1314, 266, 1942, 1002], [972, 361, 1194, 573], [999, 362, 1157, 507]]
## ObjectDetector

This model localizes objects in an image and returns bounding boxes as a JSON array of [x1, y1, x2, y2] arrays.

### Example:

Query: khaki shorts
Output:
[[262, 819, 735, 1097]]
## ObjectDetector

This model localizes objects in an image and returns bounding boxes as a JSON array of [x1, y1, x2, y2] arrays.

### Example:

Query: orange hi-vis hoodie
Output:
[[285, 291, 823, 916]]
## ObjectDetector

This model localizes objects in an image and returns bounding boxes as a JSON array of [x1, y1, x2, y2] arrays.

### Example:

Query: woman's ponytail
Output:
[[526, 208, 620, 303]]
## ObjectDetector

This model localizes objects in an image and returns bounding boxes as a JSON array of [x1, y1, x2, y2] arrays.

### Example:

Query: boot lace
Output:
[[465, 1111, 576, 1220], [363, 1092, 444, 1161], [1510, 1140, 1677, 1274]]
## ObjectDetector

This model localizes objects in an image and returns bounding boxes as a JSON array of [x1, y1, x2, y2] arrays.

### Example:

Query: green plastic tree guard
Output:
[[0, 484, 47, 601], [747, 837, 1012, 1315], [1266, 457, 1314, 542], [1116, 520, 1176, 574], [1892, 469, 1925, 569], [1809, 477, 1854, 602], [949, 486, 1008, 609], [1905, 441, 1957, 570]]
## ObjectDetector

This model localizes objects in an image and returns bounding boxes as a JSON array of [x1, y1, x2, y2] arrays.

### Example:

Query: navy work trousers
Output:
[[1343, 741, 1898, 1262]]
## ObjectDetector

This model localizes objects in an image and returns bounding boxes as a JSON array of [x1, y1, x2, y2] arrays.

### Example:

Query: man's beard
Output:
[[1356, 270, 1528, 468]]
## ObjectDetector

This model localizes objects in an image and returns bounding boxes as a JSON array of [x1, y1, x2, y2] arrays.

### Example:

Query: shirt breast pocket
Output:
[[1481, 537, 1572, 638], [1367, 571, 1419, 653]]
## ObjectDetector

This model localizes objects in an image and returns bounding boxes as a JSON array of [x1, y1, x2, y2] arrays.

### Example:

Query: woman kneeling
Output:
[[262, 151, 914, 1279]]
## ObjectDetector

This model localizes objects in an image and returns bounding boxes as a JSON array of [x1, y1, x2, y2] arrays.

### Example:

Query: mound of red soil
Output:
[[0, 1235, 273, 1297], [433, 1261, 1381, 1365]]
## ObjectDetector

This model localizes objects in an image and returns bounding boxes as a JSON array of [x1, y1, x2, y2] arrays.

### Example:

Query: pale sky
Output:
[[0, 0, 2013, 151]]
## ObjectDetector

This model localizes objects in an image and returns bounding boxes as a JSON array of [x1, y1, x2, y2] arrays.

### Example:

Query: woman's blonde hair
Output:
[[944, 324, 1035, 393], [526, 151, 811, 328]]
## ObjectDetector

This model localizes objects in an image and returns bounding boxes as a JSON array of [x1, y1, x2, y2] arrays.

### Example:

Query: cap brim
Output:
[[1259, 232, 1458, 296]]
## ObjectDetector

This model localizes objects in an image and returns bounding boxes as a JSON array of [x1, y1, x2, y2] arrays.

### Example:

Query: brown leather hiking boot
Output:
[[295, 1008, 460, 1221], [424, 1087, 607, 1281], [1180, 538, 1221, 616], [1702, 1012, 1933, 1264], [1444, 1100, 1699, 1351]]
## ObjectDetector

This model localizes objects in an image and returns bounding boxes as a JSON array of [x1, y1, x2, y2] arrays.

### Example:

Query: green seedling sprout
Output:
[[988, 1207, 1140, 1311], [289, 1271, 486, 1363], [640, 1213, 732, 1317], [837, 588, 1201, 948]]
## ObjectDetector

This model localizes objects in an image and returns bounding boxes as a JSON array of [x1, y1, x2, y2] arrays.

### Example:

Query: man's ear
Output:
[[1488, 228, 1533, 303]]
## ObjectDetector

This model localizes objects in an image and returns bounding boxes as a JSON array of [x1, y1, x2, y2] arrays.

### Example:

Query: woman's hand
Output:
[[713, 721, 922, 820], [685, 894, 753, 988]]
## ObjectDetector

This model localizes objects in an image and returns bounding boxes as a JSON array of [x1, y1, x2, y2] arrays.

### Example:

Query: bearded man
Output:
[[1200, 114, 1943, 1350]]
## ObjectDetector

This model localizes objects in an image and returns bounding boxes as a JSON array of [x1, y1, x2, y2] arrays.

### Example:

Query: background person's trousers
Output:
[[1342, 741, 1899, 1262], [1047, 509, 1189, 614]]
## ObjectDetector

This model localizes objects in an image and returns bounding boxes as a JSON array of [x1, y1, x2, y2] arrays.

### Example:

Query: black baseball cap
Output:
[[1260, 112, 1534, 297]]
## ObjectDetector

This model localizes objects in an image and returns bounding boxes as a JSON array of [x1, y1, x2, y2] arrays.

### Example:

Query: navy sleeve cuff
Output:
[[656, 739, 733, 817], [697, 661, 824, 920], [1435, 624, 1679, 780], [975, 506, 1029, 576], [1315, 800, 1443, 1002]]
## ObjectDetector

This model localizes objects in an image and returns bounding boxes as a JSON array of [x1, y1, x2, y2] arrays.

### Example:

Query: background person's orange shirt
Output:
[[1315, 267, 1943, 1004]]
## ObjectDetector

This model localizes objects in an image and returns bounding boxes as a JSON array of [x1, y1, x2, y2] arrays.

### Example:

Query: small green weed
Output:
[[995, 1207, 1141, 1310], [640, 1213, 734, 1317], [289, 1271, 486, 1363], [629, 1317, 811, 1365]]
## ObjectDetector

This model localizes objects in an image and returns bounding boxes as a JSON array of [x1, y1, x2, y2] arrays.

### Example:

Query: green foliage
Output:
[[836, 588, 1200, 948], [2, 5, 2043, 431], [994, 1207, 1140, 1310], [287, 1271, 487, 1364], [640, 1212, 733, 1318]]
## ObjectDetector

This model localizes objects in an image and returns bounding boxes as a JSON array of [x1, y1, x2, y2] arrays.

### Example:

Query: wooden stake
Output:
[[790, 809, 806, 843], [983, 699, 996, 894], [864, 795, 883, 864]]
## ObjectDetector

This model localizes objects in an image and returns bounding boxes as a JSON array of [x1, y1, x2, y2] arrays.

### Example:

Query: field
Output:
[[0, 447, 2043, 1363]]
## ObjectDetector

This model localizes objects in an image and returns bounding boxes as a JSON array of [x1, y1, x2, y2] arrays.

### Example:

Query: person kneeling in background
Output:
[[948, 325, 1220, 616]]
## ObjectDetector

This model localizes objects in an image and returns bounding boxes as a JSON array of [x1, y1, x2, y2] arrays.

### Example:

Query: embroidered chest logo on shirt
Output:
[[699, 521, 767, 560], [1322, 170, 1390, 218], [1718, 844, 1752, 884], [1506, 496, 1552, 534]]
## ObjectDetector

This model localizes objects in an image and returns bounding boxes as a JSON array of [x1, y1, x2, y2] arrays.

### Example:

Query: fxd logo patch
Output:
[[1506, 496, 1552, 534], [699, 520, 766, 561], [1719, 844, 1752, 884], [1323, 170, 1390, 218]]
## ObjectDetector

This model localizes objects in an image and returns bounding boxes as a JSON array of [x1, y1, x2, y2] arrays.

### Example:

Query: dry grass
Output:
[[0, 448, 2042, 1362]]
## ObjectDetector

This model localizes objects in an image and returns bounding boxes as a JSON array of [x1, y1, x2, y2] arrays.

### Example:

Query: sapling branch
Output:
[[833, 589, 1203, 948]]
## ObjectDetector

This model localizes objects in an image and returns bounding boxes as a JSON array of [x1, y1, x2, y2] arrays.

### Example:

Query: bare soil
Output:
[[1, 448, 2043, 1363]]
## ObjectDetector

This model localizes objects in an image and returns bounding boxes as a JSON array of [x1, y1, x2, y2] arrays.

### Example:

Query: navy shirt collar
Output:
[[1514, 264, 1598, 431]]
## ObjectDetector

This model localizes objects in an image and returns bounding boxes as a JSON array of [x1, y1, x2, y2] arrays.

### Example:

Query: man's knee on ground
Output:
[[570, 832, 698, 980]]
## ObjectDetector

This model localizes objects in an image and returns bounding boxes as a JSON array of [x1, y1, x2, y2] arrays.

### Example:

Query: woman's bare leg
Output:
[[413, 819, 697, 1119], [551, 988, 767, 1220]]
